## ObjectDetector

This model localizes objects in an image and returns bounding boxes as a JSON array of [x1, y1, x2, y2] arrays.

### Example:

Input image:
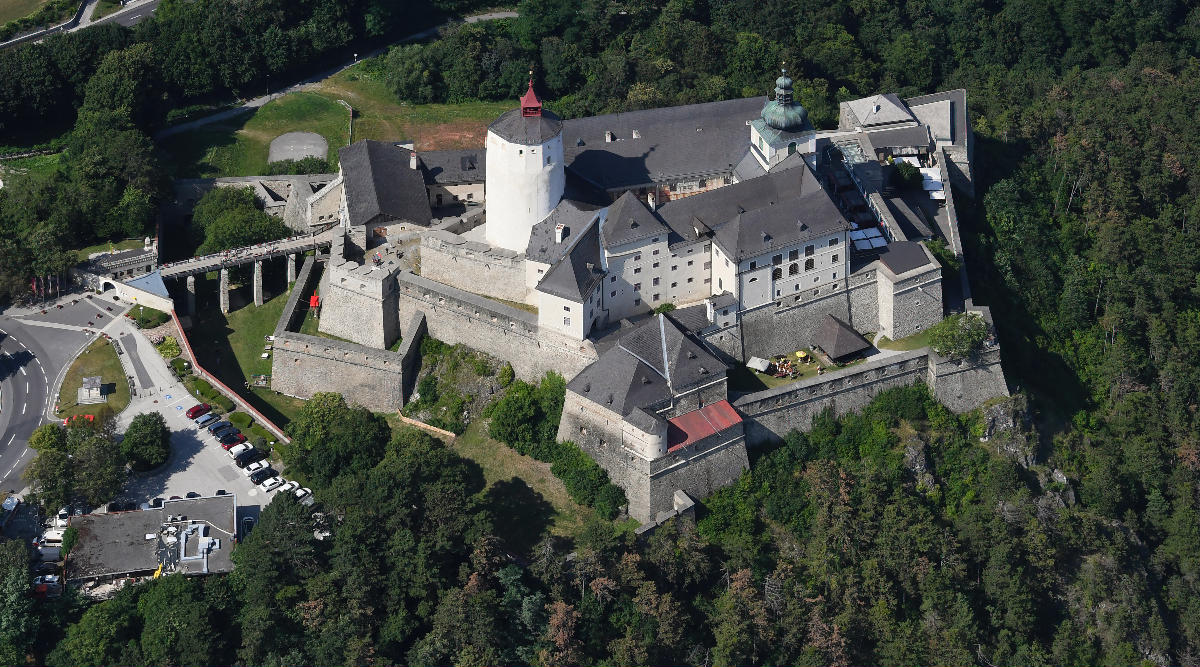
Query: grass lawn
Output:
[[72, 238, 144, 263], [187, 289, 307, 427], [0, 152, 61, 179], [161, 93, 349, 178], [90, 0, 120, 20], [161, 61, 511, 178], [0, 0, 48, 25], [56, 339, 130, 422], [453, 421, 591, 552], [727, 353, 822, 393], [878, 328, 935, 351]]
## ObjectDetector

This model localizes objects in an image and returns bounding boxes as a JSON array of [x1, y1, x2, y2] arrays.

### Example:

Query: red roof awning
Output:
[[667, 400, 742, 452]]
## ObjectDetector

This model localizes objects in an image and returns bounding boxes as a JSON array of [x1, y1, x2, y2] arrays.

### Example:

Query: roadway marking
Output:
[[21, 403, 26, 414], [18, 366, 25, 376]]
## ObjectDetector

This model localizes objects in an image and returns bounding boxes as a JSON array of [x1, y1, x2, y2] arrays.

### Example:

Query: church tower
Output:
[[484, 78, 565, 252]]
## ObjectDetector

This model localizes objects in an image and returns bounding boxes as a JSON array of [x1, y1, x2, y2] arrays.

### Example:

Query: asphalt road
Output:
[[0, 296, 119, 492], [90, 0, 161, 27]]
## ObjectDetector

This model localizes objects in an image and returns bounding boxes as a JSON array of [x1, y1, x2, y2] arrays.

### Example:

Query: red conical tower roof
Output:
[[521, 74, 542, 117]]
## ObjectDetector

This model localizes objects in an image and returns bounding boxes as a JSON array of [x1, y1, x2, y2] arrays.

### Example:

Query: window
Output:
[[793, 284, 799, 291], [718, 278, 723, 289], [805, 245, 815, 256], [814, 276, 819, 283], [805, 258, 814, 271], [634, 283, 641, 290], [563, 306, 571, 312], [699, 178, 707, 188], [653, 293, 660, 301], [704, 243, 711, 251], [704, 278, 710, 284], [653, 262, 660, 268], [704, 261, 711, 270], [467, 193, 473, 200], [610, 290, 616, 297], [772, 267, 782, 280], [634, 254, 642, 261], [671, 265, 678, 271], [653, 249, 660, 256], [749, 261, 757, 270], [537, 268, 544, 274], [814, 288, 820, 295], [829, 238, 839, 246], [776, 289, 781, 296], [563, 317, 570, 325], [687, 260, 694, 266], [687, 277, 694, 283], [634, 267, 642, 274], [671, 281, 678, 288], [789, 263, 799, 275], [772, 254, 782, 265], [653, 277, 660, 286], [789, 249, 799, 261], [546, 156, 551, 165], [652, 237, 660, 243], [634, 299, 641, 306], [749, 277, 758, 283], [833, 271, 837, 279], [832, 254, 839, 263], [610, 276, 616, 283]]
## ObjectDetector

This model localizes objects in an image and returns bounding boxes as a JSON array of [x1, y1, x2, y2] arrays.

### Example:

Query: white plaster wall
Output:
[[538, 289, 589, 339], [428, 183, 484, 207], [711, 243, 738, 297], [484, 130, 565, 252], [526, 259, 550, 293]]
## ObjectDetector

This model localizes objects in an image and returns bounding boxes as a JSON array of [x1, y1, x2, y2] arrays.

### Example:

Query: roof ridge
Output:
[[658, 314, 672, 390]]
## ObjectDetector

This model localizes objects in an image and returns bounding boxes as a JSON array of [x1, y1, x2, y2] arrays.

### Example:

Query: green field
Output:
[[877, 327, 935, 351], [57, 338, 130, 422], [452, 421, 590, 550], [0, 0, 49, 25], [187, 289, 307, 427], [72, 238, 144, 263], [161, 62, 511, 178], [90, 0, 120, 20]]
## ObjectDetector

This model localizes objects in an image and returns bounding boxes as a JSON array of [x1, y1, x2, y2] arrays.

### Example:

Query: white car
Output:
[[227, 443, 251, 459], [244, 461, 270, 477], [277, 481, 300, 494], [52, 507, 70, 528], [295, 487, 313, 504], [259, 476, 285, 492]]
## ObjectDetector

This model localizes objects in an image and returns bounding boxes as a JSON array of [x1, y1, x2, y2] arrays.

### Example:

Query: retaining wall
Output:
[[394, 271, 597, 382]]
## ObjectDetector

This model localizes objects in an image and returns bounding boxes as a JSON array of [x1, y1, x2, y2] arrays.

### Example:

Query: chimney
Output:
[[632, 129, 641, 139], [555, 223, 567, 243], [646, 191, 656, 211], [605, 131, 615, 143], [409, 152, 417, 170]]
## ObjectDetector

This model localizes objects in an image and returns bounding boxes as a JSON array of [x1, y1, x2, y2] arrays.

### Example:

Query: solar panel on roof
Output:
[[870, 237, 889, 248], [850, 230, 869, 240], [853, 239, 873, 251], [863, 227, 883, 239]]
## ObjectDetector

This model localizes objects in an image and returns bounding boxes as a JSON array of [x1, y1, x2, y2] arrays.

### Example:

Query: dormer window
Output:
[[631, 221, 639, 229]]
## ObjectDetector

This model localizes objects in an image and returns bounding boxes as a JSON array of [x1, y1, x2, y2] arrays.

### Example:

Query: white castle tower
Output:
[[484, 78, 565, 252]]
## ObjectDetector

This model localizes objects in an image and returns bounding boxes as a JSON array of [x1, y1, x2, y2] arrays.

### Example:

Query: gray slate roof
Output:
[[863, 124, 931, 152], [338, 141, 432, 228], [845, 93, 915, 127], [489, 108, 563, 145], [665, 303, 711, 333], [525, 199, 602, 265], [602, 191, 669, 249], [562, 97, 765, 191], [124, 270, 169, 298], [419, 149, 485, 185], [904, 89, 968, 147], [877, 241, 933, 275], [658, 166, 850, 260], [568, 314, 725, 418], [814, 314, 871, 360], [537, 217, 605, 302]]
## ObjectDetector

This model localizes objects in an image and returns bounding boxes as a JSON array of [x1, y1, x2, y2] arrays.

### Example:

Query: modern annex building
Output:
[[267, 71, 1007, 523]]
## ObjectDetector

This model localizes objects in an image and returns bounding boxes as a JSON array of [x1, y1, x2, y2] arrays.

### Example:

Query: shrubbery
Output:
[[228, 412, 253, 429], [184, 376, 234, 413], [121, 412, 170, 470], [132, 306, 170, 329], [928, 312, 988, 359], [489, 373, 627, 518], [155, 335, 181, 359], [267, 157, 331, 175]]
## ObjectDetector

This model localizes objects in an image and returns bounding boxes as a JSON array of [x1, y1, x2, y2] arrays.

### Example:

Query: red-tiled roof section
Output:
[[667, 400, 742, 452]]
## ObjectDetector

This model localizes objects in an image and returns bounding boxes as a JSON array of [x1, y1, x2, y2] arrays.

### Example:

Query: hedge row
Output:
[[184, 376, 235, 413]]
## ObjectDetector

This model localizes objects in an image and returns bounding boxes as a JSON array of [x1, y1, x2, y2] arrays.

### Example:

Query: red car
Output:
[[185, 403, 211, 419], [219, 433, 247, 449]]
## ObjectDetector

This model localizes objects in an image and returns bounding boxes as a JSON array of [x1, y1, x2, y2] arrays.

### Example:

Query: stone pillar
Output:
[[286, 253, 297, 284], [186, 275, 196, 315], [253, 260, 264, 307], [219, 268, 230, 313]]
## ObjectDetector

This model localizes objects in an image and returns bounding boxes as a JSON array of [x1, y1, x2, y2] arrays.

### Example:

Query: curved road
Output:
[[0, 326, 50, 492]]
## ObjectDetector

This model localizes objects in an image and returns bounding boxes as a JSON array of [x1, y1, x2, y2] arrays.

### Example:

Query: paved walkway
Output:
[[154, 10, 518, 140], [159, 230, 332, 279]]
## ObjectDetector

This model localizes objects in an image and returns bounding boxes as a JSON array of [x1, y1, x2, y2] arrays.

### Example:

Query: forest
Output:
[[1, 0, 1199, 664]]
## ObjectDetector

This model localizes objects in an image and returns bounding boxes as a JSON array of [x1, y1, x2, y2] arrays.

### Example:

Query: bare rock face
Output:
[[981, 394, 1036, 467], [903, 436, 938, 490]]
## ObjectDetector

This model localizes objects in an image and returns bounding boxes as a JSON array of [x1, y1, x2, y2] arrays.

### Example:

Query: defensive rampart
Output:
[[418, 230, 529, 304], [394, 271, 598, 381], [270, 255, 421, 411]]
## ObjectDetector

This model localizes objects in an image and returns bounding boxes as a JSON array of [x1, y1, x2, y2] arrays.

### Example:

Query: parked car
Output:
[[244, 461, 270, 477], [52, 507, 70, 528], [212, 425, 239, 439], [219, 432, 247, 447], [234, 448, 267, 468], [227, 443, 251, 459], [248, 468, 277, 485], [278, 481, 300, 494], [184, 403, 211, 419], [260, 476, 285, 492], [206, 420, 232, 434], [195, 413, 218, 428], [295, 487, 314, 505], [33, 574, 60, 585]]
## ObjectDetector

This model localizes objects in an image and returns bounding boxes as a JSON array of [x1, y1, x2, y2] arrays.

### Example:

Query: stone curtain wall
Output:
[[270, 255, 416, 412], [418, 231, 530, 304], [394, 271, 598, 381], [928, 343, 1008, 411]]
